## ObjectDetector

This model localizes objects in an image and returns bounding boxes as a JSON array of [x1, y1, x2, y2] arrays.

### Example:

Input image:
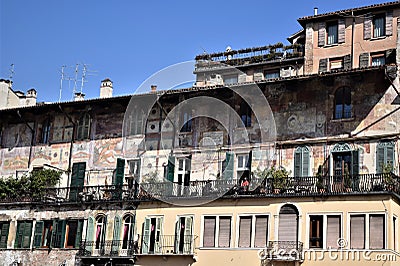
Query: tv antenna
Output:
[[9, 64, 15, 81]]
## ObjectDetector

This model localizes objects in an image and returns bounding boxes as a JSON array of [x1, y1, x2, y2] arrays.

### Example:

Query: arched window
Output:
[[376, 141, 395, 173], [294, 146, 310, 177], [95, 215, 107, 250], [278, 204, 299, 246], [334, 87, 351, 119], [77, 113, 91, 140], [122, 214, 135, 249]]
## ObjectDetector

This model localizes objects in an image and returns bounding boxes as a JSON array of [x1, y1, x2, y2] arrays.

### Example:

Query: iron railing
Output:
[[259, 241, 303, 261], [0, 173, 398, 204], [77, 235, 195, 257]]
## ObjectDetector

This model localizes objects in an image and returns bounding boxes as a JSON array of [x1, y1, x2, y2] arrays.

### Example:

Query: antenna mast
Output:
[[9, 64, 15, 81]]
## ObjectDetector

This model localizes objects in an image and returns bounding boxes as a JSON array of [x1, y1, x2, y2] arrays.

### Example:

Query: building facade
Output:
[[0, 2, 399, 266]]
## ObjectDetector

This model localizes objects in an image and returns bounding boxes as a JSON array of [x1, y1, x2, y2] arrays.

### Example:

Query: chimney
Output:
[[25, 88, 37, 106], [314, 7, 318, 16], [100, 78, 113, 98], [74, 92, 85, 101], [151, 85, 157, 92]]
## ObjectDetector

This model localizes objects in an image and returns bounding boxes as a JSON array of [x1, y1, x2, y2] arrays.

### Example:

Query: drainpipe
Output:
[[351, 12, 355, 69], [58, 105, 76, 187], [16, 110, 35, 170]]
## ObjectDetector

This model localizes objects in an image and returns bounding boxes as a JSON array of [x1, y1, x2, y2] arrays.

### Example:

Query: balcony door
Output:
[[278, 204, 299, 244], [142, 217, 163, 254], [70, 162, 85, 201], [175, 216, 193, 254]]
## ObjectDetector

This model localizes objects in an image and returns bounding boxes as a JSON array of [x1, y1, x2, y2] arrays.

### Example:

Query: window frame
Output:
[[329, 57, 344, 70], [15, 220, 33, 249], [326, 21, 339, 45], [376, 141, 395, 173], [64, 219, 84, 249], [306, 213, 343, 250], [294, 146, 310, 177], [372, 13, 386, 38], [236, 214, 269, 248], [370, 53, 385, 66], [348, 212, 386, 250], [0, 221, 10, 249], [76, 113, 91, 140], [181, 112, 192, 133], [201, 215, 233, 248], [334, 86, 352, 120], [264, 70, 280, 80]]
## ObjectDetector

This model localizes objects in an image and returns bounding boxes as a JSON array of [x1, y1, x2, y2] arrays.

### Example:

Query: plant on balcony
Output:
[[269, 166, 290, 193], [316, 168, 326, 193], [343, 165, 352, 192], [383, 163, 396, 190]]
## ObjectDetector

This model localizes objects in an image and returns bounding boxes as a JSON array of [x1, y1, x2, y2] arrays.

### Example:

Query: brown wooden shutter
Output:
[[343, 54, 351, 70], [254, 216, 268, 248], [364, 16, 372, 39], [326, 216, 341, 249], [369, 215, 384, 249], [350, 215, 365, 249], [218, 217, 231, 248], [238, 216, 252, 248], [203, 217, 216, 247], [278, 213, 297, 242], [319, 59, 328, 73], [386, 11, 393, 36], [318, 22, 326, 47], [338, 19, 345, 43], [359, 53, 370, 68]]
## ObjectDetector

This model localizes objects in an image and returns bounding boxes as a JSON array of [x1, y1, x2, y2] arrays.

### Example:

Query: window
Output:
[[129, 109, 145, 135], [376, 141, 395, 173], [122, 215, 135, 250], [237, 153, 250, 182], [181, 112, 192, 132], [76, 113, 90, 140], [327, 21, 338, 45], [223, 75, 238, 85], [371, 53, 385, 66], [175, 216, 193, 254], [203, 216, 232, 248], [350, 214, 385, 249], [238, 215, 268, 248], [334, 86, 352, 119], [176, 157, 191, 196], [0, 222, 10, 248], [33, 220, 53, 248], [128, 159, 141, 188], [264, 70, 280, 80], [308, 215, 341, 249], [373, 14, 385, 38], [142, 217, 163, 254], [95, 215, 107, 250], [239, 101, 251, 127], [330, 58, 343, 70], [39, 118, 51, 144], [65, 220, 83, 248], [15, 220, 33, 248], [294, 147, 310, 177]]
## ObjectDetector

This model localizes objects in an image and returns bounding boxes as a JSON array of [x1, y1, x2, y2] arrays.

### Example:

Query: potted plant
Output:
[[316, 168, 326, 193], [383, 163, 396, 191], [268, 166, 289, 194], [343, 165, 352, 192]]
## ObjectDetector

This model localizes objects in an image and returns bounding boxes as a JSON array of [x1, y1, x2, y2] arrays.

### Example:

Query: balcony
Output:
[[259, 241, 303, 262], [77, 235, 196, 258]]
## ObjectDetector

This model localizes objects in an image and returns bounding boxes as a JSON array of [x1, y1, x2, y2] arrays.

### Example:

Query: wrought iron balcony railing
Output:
[[0, 173, 398, 204], [259, 241, 303, 261], [77, 235, 196, 257]]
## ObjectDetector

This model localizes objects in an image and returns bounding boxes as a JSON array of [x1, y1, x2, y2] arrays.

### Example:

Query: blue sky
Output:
[[0, 0, 386, 102]]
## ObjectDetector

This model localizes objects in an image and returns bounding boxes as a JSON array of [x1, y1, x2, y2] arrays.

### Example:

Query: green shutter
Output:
[[70, 162, 86, 201], [155, 217, 163, 254], [52, 220, 66, 248], [114, 159, 125, 186], [74, 220, 84, 248], [351, 150, 359, 176], [386, 145, 394, 170], [0, 222, 9, 249], [86, 217, 94, 254], [294, 151, 301, 177], [377, 146, 385, 173], [174, 220, 179, 253], [141, 218, 151, 254], [223, 152, 234, 180], [33, 221, 44, 248], [166, 156, 175, 182], [112, 215, 121, 254], [302, 149, 310, 177], [15, 222, 22, 248], [22, 221, 33, 248]]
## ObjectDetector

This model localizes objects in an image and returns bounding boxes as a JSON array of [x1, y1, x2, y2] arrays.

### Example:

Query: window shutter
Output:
[[15, 222, 22, 248], [386, 11, 393, 36], [278, 213, 297, 242], [343, 54, 352, 70], [370, 215, 384, 249], [184, 217, 193, 253], [294, 151, 301, 177], [74, 220, 83, 248], [254, 216, 268, 248], [364, 16, 372, 39], [238, 216, 252, 248], [376, 146, 385, 173], [326, 216, 341, 249], [386, 49, 396, 64], [0, 223, 9, 249], [223, 152, 234, 180], [302, 149, 310, 177], [85, 217, 94, 254], [154, 217, 163, 254], [350, 215, 365, 249], [112, 215, 121, 254], [33, 221, 44, 247], [141, 218, 151, 254], [22, 221, 33, 248], [318, 58, 328, 73], [386, 145, 394, 169], [70, 162, 86, 201], [203, 217, 216, 247], [218, 217, 231, 248], [359, 53, 370, 68], [174, 220, 180, 253], [351, 150, 359, 176], [318, 22, 326, 46], [53, 220, 66, 248], [338, 19, 345, 43], [166, 156, 175, 182], [114, 158, 125, 186]]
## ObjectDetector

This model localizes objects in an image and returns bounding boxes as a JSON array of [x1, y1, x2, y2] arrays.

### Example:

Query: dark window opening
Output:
[[240, 101, 251, 127], [334, 87, 352, 119], [309, 216, 323, 248]]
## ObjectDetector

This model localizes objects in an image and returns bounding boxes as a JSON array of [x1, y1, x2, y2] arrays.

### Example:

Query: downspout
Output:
[[16, 110, 34, 170], [58, 105, 76, 187], [351, 13, 355, 69]]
